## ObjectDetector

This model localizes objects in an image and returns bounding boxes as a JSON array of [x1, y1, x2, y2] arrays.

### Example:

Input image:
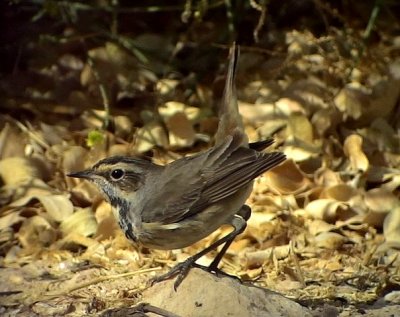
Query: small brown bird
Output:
[[68, 44, 285, 289]]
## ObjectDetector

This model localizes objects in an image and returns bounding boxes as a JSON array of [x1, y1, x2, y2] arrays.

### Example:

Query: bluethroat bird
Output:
[[68, 44, 286, 289]]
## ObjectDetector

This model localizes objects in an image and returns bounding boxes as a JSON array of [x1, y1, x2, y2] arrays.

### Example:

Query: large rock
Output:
[[142, 268, 312, 317]]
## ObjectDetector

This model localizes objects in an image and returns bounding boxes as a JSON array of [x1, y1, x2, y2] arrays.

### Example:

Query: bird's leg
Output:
[[207, 205, 251, 273], [151, 208, 249, 290]]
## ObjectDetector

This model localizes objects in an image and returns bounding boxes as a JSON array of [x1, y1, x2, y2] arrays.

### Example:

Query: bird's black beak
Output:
[[67, 169, 94, 179]]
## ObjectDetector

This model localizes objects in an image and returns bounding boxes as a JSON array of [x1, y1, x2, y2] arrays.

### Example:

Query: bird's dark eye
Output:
[[111, 169, 124, 180]]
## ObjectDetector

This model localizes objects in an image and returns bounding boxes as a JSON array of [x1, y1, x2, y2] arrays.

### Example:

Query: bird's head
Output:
[[68, 156, 153, 207]]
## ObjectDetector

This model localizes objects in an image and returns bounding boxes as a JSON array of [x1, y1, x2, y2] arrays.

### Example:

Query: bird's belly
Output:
[[140, 222, 220, 249], [139, 210, 227, 250], [138, 185, 253, 250]]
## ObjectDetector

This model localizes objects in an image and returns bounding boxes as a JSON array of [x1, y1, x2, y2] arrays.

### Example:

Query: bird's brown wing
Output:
[[141, 133, 240, 223], [201, 149, 285, 203], [143, 133, 285, 224], [178, 148, 285, 220]]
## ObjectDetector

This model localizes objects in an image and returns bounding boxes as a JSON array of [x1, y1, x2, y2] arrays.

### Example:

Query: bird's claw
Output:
[[150, 258, 241, 291], [150, 258, 200, 290]]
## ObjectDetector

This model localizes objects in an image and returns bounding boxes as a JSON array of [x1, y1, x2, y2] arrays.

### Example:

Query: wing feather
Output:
[[145, 133, 285, 224]]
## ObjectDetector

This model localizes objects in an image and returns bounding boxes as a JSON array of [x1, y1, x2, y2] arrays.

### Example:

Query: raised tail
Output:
[[214, 43, 248, 146]]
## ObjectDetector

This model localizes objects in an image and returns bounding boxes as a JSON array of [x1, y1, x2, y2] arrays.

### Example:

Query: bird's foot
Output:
[[150, 257, 203, 290], [150, 259, 241, 291]]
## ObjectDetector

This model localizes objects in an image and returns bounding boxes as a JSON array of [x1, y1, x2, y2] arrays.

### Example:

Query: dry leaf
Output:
[[0, 123, 26, 158], [361, 63, 400, 124], [258, 117, 287, 140], [0, 211, 25, 231], [0, 157, 42, 185], [305, 199, 349, 222], [108, 144, 131, 157], [384, 290, 400, 304], [18, 216, 57, 249], [287, 113, 314, 144], [38, 195, 74, 223], [307, 219, 336, 236], [60, 208, 97, 237], [383, 206, 400, 243], [57, 232, 98, 250], [135, 121, 168, 152], [184, 106, 202, 122], [239, 102, 284, 124], [70, 180, 100, 205], [39, 123, 67, 146], [114, 116, 133, 138], [343, 134, 369, 172], [320, 184, 358, 201], [253, 193, 299, 214], [275, 98, 306, 116], [264, 159, 310, 194], [9, 179, 55, 206], [364, 188, 399, 213], [314, 168, 343, 188], [159, 101, 186, 119], [94, 200, 114, 223], [62, 146, 88, 174], [359, 118, 399, 153], [166, 112, 196, 148], [381, 173, 400, 192], [284, 113, 322, 162], [284, 140, 321, 162], [334, 83, 365, 120], [314, 232, 347, 249], [312, 108, 341, 136], [245, 245, 290, 267], [8, 192, 74, 223], [94, 197, 118, 240], [283, 77, 329, 113], [335, 61, 400, 125], [95, 215, 119, 240], [156, 79, 179, 96]]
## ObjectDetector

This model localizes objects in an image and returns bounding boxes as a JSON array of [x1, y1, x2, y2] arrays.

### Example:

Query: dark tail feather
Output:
[[249, 138, 274, 151], [215, 43, 248, 146]]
